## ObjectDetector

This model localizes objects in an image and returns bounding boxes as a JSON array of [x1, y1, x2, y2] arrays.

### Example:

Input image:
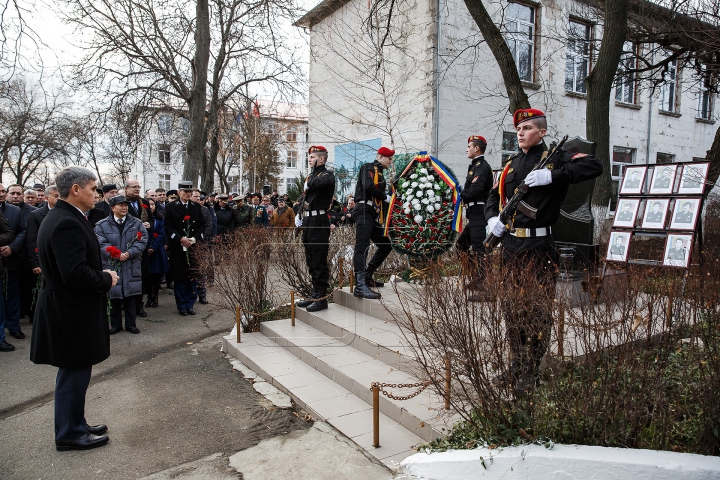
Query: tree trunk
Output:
[[461, 0, 530, 113], [705, 125, 720, 201], [586, 0, 628, 207], [183, 0, 210, 186]]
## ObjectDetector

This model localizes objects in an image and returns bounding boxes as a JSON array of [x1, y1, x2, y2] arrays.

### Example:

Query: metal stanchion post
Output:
[[444, 356, 451, 410], [291, 290, 296, 327], [558, 304, 565, 358], [349, 269, 354, 293], [338, 258, 344, 289], [372, 384, 380, 447], [235, 306, 241, 343]]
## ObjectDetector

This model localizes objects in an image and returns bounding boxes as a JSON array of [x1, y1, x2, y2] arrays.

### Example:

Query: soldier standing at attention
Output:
[[456, 135, 493, 301], [351, 147, 394, 300], [485, 108, 602, 391], [294, 146, 336, 312]]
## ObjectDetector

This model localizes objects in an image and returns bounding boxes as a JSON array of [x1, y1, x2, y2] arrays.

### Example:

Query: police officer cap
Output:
[[513, 108, 545, 128], [167, 189, 178, 197], [377, 146, 395, 157], [102, 184, 118, 193], [108, 195, 130, 207], [218, 194, 229, 200], [178, 180, 194, 191], [250, 192, 262, 199]]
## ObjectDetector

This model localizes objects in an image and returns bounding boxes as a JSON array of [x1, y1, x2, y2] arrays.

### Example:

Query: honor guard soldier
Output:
[[351, 147, 394, 299], [486, 108, 603, 391], [164, 181, 207, 316], [456, 135, 493, 301], [294, 146, 336, 312]]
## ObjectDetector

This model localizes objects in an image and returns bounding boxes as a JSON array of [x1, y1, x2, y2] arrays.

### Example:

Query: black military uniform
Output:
[[352, 147, 395, 299], [298, 146, 336, 311], [456, 136, 493, 294], [485, 108, 603, 391]]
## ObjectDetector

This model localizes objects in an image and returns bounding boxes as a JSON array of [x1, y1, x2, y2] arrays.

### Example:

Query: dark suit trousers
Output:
[[455, 208, 488, 280], [302, 215, 331, 293], [110, 297, 137, 329], [55, 366, 92, 441], [3, 269, 21, 332], [174, 280, 198, 311]]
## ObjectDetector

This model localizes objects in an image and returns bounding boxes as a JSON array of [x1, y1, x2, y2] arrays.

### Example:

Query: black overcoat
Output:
[[164, 200, 206, 281], [30, 200, 114, 368]]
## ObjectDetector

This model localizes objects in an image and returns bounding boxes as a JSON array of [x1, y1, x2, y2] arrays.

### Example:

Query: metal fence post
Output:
[[291, 290, 296, 327], [235, 306, 241, 343], [372, 384, 380, 447]]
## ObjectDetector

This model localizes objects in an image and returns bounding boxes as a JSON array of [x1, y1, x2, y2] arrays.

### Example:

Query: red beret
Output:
[[467, 135, 487, 145], [377, 146, 395, 157], [513, 108, 545, 128], [308, 145, 327, 154]]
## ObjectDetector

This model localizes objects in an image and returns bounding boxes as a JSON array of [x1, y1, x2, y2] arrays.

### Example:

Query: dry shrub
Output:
[[390, 250, 720, 455]]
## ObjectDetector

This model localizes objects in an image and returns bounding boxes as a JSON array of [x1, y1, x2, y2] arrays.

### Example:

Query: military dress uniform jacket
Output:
[[353, 161, 388, 217], [164, 200, 207, 281], [485, 143, 603, 230], [303, 165, 336, 214], [460, 155, 492, 218]]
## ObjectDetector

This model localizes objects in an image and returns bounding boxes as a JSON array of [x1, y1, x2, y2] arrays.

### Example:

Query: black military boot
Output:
[[365, 266, 384, 288], [297, 289, 316, 308], [306, 290, 328, 312], [354, 272, 380, 299]]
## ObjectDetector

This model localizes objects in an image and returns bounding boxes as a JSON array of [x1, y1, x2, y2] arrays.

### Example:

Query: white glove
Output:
[[385, 194, 392, 202], [488, 216, 506, 237], [303, 182, 309, 192], [524, 169, 552, 187], [295, 214, 302, 227]]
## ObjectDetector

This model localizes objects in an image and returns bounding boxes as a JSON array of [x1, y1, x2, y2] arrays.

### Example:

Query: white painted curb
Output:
[[400, 444, 720, 480]]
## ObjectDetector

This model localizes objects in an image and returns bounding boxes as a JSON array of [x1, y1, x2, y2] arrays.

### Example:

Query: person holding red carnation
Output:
[[94, 195, 148, 334]]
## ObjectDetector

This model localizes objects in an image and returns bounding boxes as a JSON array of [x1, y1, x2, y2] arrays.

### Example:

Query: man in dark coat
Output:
[[164, 181, 206, 315], [124, 179, 151, 317], [8, 184, 38, 323], [30, 166, 118, 451], [0, 209, 16, 352], [26, 186, 59, 323], [88, 184, 117, 227]]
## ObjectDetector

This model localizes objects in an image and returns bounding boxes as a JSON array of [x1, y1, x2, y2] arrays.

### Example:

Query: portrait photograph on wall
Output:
[[669, 198, 702, 230], [640, 198, 670, 229], [619, 165, 647, 195], [677, 163, 709, 194], [613, 198, 640, 228], [663, 234, 693, 268], [606, 230, 631, 262], [648, 164, 678, 195]]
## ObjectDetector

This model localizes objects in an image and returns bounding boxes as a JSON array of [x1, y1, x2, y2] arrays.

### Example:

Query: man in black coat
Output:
[[164, 181, 206, 315], [124, 179, 151, 317], [8, 184, 38, 323], [0, 209, 16, 352], [25, 186, 59, 322], [88, 183, 117, 227], [30, 166, 118, 451]]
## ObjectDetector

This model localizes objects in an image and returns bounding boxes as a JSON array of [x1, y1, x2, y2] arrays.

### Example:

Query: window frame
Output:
[[158, 173, 171, 191], [615, 42, 637, 104], [659, 57, 679, 113], [696, 74, 714, 121], [565, 19, 592, 94], [158, 144, 171, 165], [505, 2, 536, 83], [287, 150, 298, 168], [501, 131, 519, 163]]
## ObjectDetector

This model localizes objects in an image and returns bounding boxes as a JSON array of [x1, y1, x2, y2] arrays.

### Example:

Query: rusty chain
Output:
[[370, 380, 432, 401]]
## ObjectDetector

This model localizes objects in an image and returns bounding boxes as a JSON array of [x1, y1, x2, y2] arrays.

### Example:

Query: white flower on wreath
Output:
[[410, 173, 417, 179], [416, 190, 424, 197], [422, 198, 429, 205], [402, 182, 409, 189], [403, 202, 410, 209], [404, 208, 411, 214], [411, 181, 418, 187], [411, 198, 420, 205], [434, 183, 442, 190], [427, 205, 435, 213], [419, 168, 428, 175], [435, 203, 441, 209], [427, 189, 434, 197], [414, 214, 423, 223]]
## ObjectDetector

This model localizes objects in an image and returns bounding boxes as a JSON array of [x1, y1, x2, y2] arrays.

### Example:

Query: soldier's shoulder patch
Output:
[[546, 164, 554, 170], [572, 152, 588, 159]]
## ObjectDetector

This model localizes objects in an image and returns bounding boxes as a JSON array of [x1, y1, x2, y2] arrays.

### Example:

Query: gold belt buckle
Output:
[[514, 228, 528, 238]]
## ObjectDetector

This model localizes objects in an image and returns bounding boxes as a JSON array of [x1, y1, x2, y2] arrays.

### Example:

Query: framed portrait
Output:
[[606, 230, 631, 263], [619, 166, 647, 195], [677, 163, 709, 195], [640, 198, 670, 229], [663, 234, 693, 268], [669, 197, 702, 230], [648, 164, 677, 195], [613, 198, 640, 228]]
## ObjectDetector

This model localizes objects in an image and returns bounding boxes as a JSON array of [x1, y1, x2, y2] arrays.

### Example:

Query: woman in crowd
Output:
[[145, 198, 168, 308], [95, 195, 148, 334]]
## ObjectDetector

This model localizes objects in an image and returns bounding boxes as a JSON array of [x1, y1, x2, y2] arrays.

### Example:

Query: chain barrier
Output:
[[370, 380, 432, 401]]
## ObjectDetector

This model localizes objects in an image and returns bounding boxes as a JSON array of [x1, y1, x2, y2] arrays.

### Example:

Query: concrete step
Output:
[[222, 333, 423, 469], [333, 282, 413, 322], [259, 318, 457, 442]]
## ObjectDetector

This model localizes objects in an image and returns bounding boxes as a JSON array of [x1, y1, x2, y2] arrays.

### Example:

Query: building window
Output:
[[657, 152, 675, 164], [565, 20, 591, 94], [158, 174, 171, 190], [267, 122, 277, 134], [612, 147, 635, 179], [659, 57, 679, 113], [286, 177, 295, 192], [505, 3, 535, 82], [158, 144, 171, 164], [501, 131, 519, 163], [286, 128, 297, 142], [697, 76, 714, 120], [615, 42, 636, 104], [158, 115, 172, 135], [287, 150, 297, 168]]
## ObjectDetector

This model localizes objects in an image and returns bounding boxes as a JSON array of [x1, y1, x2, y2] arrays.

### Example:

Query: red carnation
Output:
[[136, 231, 142, 240], [106, 246, 122, 259], [141, 204, 148, 209], [153, 233, 159, 238], [183, 215, 191, 221]]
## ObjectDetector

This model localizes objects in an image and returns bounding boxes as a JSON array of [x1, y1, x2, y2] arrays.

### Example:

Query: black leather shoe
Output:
[[8, 330, 25, 339], [86, 424, 108, 435], [150, 297, 158, 308], [145, 297, 153, 308], [199, 296, 209, 304], [179, 309, 188, 316], [108, 326, 123, 335], [126, 326, 140, 334], [297, 298, 313, 308], [306, 299, 328, 312], [136, 308, 148, 318], [167, 282, 174, 289], [56, 433, 109, 451], [187, 309, 196, 315], [0, 341, 15, 352]]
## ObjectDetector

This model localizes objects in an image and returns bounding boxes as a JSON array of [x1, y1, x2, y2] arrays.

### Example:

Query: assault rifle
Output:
[[484, 135, 568, 250]]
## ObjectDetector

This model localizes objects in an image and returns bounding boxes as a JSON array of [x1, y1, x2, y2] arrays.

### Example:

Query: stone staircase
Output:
[[222, 283, 458, 470]]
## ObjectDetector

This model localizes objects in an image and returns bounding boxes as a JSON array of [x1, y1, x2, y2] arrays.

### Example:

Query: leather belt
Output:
[[303, 210, 326, 218], [465, 201, 484, 208], [510, 227, 552, 238]]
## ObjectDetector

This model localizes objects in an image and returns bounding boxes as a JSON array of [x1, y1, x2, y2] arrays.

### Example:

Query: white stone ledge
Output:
[[400, 444, 720, 480]]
